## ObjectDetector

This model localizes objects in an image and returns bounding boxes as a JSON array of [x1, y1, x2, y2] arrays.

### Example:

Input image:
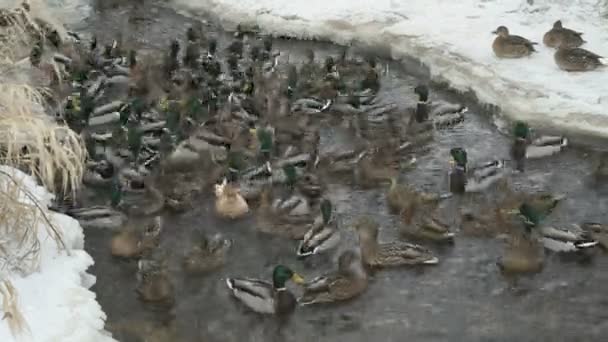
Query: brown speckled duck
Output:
[[554, 45, 604, 72], [492, 26, 537, 58], [543, 20, 585, 49]]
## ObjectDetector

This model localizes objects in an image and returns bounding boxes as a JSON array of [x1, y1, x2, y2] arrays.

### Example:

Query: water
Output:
[[51, 1, 608, 341]]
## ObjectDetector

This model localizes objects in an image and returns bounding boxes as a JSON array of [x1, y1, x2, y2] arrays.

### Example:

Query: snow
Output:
[[172, 0, 608, 137], [0, 166, 115, 342]]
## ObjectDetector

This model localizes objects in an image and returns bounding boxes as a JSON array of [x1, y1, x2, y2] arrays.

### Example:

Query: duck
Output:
[[399, 198, 455, 244], [136, 268, 174, 304], [297, 199, 341, 257], [579, 222, 608, 250], [510, 121, 567, 170], [182, 233, 232, 275], [299, 250, 368, 305], [492, 26, 537, 58], [67, 205, 126, 231], [353, 149, 399, 188], [497, 231, 544, 276], [554, 45, 604, 72], [412, 85, 467, 127], [214, 178, 249, 219], [514, 194, 564, 228], [543, 20, 585, 49], [386, 178, 443, 214], [354, 217, 439, 268], [448, 147, 506, 194], [226, 265, 305, 315], [255, 186, 315, 240], [110, 216, 163, 258]]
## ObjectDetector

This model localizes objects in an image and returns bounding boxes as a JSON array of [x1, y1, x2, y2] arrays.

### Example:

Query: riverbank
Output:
[[171, 0, 608, 140]]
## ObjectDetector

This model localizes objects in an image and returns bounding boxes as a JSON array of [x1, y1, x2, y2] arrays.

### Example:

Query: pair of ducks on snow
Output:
[[492, 20, 604, 71]]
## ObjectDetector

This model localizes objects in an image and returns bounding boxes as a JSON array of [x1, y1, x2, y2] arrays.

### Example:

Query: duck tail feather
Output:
[[226, 278, 235, 290]]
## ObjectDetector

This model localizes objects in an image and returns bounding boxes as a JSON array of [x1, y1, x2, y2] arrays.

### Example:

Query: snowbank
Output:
[[172, 0, 608, 137], [0, 167, 115, 342]]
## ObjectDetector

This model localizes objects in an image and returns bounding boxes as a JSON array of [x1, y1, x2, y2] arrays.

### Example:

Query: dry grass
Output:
[[0, 2, 86, 338]]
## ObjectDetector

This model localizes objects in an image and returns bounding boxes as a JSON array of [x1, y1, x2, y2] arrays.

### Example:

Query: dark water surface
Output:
[[62, 1, 608, 341]]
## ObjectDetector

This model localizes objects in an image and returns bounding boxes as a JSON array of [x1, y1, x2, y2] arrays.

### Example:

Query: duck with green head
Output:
[[448, 147, 468, 194], [226, 265, 305, 315], [511, 121, 529, 171], [297, 199, 341, 257]]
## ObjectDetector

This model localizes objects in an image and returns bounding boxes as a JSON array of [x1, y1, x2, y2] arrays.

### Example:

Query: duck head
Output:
[[492, 26, 509, 37], [208, 38, 217, 56], [449, 147, 468, 169], [272, 265, 304, 289], [110, 177, 123, 208], [414, 84, 429, 102], [517, 202, 540, 228], [325, 56, 336, 73], [186, 26, 198, 42], [170, 40, 180, 57], [513, 121, 530, 139], [553, 20, 563, 29], [321, 199, 333, 224], [283, 164, 298, 188]]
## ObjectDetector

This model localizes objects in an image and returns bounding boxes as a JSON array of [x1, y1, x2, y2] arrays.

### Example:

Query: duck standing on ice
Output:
[[554, 44, 605, 72], [543, 20, 585, 49], [492, 26, 537, 58]]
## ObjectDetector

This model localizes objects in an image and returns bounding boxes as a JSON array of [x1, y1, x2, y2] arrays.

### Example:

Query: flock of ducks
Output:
[[15, 2, 608, 322], [492, 20, 605, 71]]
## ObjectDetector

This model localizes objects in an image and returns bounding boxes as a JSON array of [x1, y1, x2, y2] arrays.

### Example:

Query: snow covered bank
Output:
[[0, 167, 115, 342], [172, 0, 608, 138]]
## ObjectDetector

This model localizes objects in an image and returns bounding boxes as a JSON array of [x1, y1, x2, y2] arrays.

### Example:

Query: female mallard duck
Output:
[[297, 199, 341, 257], [182, 233, 232, 275], [386, 178, 442, 214], [497, 231, 544, 276], [256, 187, 315, 240], [353, 149, 399, 188], [110, 216, 163, 258], [448, 147, 506, 194], [554, 45, 604, 72], [226, 265, 305, 315], [400, 199, 455, 244], [214, 178, 249, 219], [299, 250, 368, 305], [136, 258, 174, 304], [543, 20, 585, 49], [354, 217, 438, 267], [511, 121, 567, 170], [492, 26, 537, 58]]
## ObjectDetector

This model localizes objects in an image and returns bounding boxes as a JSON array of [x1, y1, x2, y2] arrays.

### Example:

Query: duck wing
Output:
[[226, 278, 275, 314], [377, 242, 438, 265], [565, 47, 603, 60], [297, 220, 339, 256], [300, 273, 365, 305]]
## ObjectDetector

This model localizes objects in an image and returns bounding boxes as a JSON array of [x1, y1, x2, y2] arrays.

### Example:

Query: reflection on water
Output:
[[61, 1, 608, 341]]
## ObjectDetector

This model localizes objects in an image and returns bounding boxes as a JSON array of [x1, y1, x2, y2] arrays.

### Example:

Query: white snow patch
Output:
[[0, 166, 115, 342], [171, 0, 608, 137]]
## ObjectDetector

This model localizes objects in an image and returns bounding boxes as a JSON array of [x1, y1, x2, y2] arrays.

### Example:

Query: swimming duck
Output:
[[543, 20, 585, 49], [214, 178, 249, 219], [497, 231, 544, 276], [554, 46, 604, 72], [412, 85, 467, 127], [386, 178, 442, 214], [492, 26, 537, 58], [511, 121, 567, 169], [514, 193, 564, 228], [354, 217, 439, 268], [299, 250, 368, 305], [353, 149, 399, 188], [448, 147, 506, 194], [67, 205, 126, 231], [536, 225, 598, 253], [400, 199, 455, 243], [297, 199, 341, 257], [255, 186, 313, 238], [226, 265, 305, 315], [182, 233, 232, 275], [136, 269, 174, 304], [110, 216, 162, 258]]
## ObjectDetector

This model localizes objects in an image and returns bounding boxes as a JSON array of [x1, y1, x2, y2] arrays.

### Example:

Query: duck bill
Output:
[[249, 128, 257, 136], [491, 30, 497, 34], [291, 273, 305, 284]]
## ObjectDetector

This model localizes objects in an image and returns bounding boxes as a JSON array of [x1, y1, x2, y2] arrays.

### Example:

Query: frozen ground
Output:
[[172, 0, 608, 138], [0, 167, 115, 342]]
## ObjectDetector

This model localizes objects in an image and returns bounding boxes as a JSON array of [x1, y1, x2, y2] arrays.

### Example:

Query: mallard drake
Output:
[[515, 194, 564, 228], [297, 199, 341, 257], [536, 225, 598, 253], [226, 265, 305, 315], [299, 250, 368, 305], [579, 223, 608, 250], [110, 216, 162, 258], [182, 233, 232, 275], [214, 178, 249, 219], [492, 26, 537, 58], [554, 46, 604, 72], [354, 217, 438, 267], [511, 121, 567, 167], [412, 85, 467, 126], [448, 147, 506, 194], [543, 20, 585, 49], [67, 205, 126, 230]]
